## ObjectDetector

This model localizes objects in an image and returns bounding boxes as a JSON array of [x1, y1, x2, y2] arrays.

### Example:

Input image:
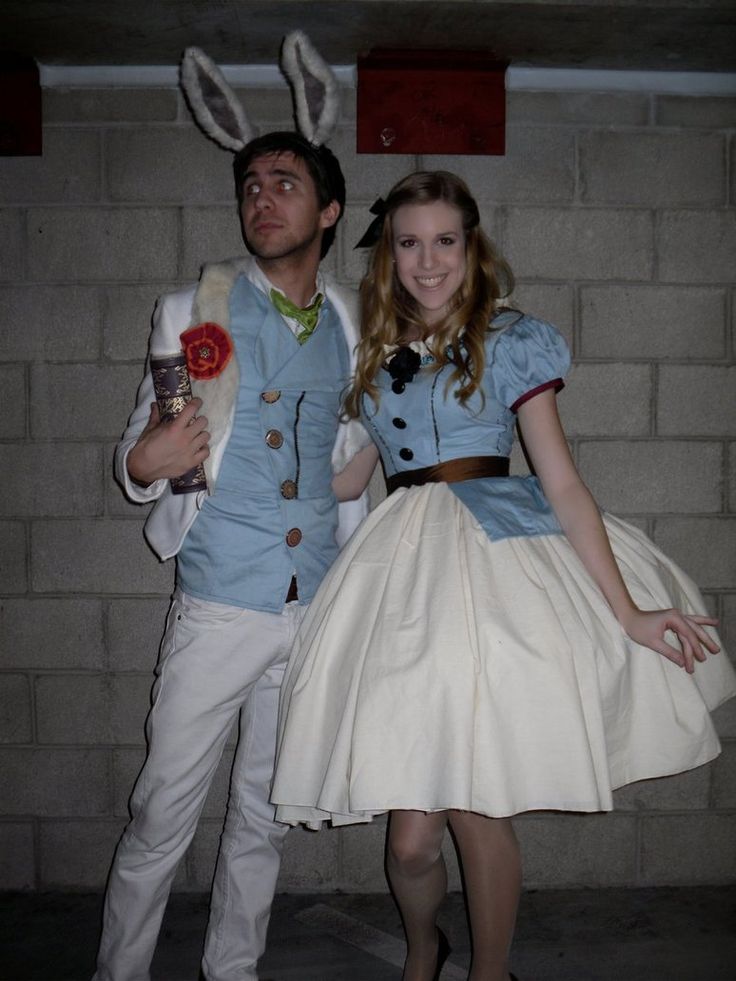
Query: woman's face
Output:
[[391, 200, 467, 327]]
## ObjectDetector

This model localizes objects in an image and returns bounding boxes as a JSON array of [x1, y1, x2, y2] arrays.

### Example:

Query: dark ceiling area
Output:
[[2, 0, 735, 73]]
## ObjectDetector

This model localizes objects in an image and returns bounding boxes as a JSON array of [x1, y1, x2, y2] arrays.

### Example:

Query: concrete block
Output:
[[0, 129, 101, 204], [712, 695, 736, 738], [0, 674, 32, 743], [655, 95, 736, 128], [505, 208, 654, 281], [112, 747, 145, 817], [657, 365, 736, 436], [712, 740, 736, 809], [39, 820, 123, 889], [0, 598, 104, 670], [0, 443, 104, 517], [658, 212, 736, 284], [340, 206, 378, 284], [653, 517, 736, 591], [639, 813, 736, 884], [180, 207, 247, 282], [559, 364, 651, 437], [107, 597, 169, 671], [44, 87, 178, 123], [509, 90, 650, 126], [613, 763, 711, 811], [0, 209, 24, 280], [580, 285, 726, 360], [31, 518, 175, 594], [721, 593, 736, 652], [106, 128, 233, 204], [0, 521, 27, 593], [27, 207, 179, 282], [30, 363, 144, 438], [578, 441, 722, 514], [0, 285, 102, 361], [222, 87, 293, 129], [201, 747, 236, 819], [730, 443, 736, 514], [426, 126, 575, 204], [580, 131, 725, 206], [36, 673, 151, 745], [278, 826, 340, 891], [507, 284, 574, 348], [0, 822, 35, 889], [0, 747, 110, 816], [0, 365, 26, 438], [103, 284, 170, 361], [515, 812, 637, 887], [332, 128, 414, 202], [339, 817, 389, 892]]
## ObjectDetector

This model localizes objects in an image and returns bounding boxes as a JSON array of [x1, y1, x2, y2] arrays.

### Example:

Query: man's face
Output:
[[240, 152, 338, 263]]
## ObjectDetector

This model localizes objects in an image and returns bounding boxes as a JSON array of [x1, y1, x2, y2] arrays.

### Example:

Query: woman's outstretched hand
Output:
[[620, 608, 720, 674]]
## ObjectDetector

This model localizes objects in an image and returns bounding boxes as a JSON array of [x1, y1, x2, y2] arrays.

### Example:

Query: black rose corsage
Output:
[[384, 345, 422, 393]]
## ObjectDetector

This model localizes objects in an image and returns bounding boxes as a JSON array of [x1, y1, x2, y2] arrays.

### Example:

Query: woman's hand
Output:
[[619, 608, 720, 674]]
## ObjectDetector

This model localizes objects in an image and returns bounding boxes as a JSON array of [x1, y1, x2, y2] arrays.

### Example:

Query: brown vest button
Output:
[[281, 479, 297, 499], [285, 528, 302, 547], [265, 429, 284, 449], [261, 390, 281, 403]]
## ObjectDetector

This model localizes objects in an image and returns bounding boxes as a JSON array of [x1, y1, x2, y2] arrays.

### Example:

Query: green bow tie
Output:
[[270, 289, 324, 344]]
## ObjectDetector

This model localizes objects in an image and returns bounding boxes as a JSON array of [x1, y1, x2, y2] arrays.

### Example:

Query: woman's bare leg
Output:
[[448, 811, 521, 981], [386, 809, 450, 981]]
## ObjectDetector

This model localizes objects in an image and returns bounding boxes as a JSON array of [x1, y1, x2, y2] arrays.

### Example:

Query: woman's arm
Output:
[[332, 443, 380, 501], [517, 390, 719, 672]]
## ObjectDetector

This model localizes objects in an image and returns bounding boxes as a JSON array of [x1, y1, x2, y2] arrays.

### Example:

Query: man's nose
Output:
[[254, 190, 273, 211]]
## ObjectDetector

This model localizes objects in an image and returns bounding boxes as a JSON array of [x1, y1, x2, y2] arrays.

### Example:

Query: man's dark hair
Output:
[[233, 132, 346, 259]]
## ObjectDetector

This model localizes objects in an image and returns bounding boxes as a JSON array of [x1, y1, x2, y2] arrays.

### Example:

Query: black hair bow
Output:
[[354, 198, 387, 249]]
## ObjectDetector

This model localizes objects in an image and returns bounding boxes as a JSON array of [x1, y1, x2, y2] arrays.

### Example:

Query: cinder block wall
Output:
[[1, 77, 734, 893]]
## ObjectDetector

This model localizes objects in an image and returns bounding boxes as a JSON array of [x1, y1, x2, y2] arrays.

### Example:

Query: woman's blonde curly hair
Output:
[[343, 171, 514, 419]]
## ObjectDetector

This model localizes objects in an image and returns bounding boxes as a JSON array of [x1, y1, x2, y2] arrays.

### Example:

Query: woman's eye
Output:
[[397, 238, 416, 248], [439, 236, 457, 246]]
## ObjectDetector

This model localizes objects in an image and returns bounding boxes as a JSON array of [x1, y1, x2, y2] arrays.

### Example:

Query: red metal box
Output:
[[357, 49, 506, 155]]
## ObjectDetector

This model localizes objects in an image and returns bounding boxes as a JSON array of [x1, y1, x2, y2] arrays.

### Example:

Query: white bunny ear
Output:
[[180, 47, 256, 151], [280, 31, 340, 146]]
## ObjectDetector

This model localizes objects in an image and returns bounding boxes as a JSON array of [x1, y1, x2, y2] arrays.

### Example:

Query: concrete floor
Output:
[[1, 887, 734, 981]]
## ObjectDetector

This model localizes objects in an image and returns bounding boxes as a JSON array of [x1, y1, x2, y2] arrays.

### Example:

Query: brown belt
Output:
[[285, 575, 298, 603], [386, 455, 510, 495]]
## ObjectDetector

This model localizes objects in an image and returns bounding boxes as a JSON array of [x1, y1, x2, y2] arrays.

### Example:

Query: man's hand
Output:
[[127, 398, 210, 487]]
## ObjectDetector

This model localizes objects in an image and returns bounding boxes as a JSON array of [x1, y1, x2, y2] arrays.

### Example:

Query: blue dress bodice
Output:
[[361, 312, 572, 541]]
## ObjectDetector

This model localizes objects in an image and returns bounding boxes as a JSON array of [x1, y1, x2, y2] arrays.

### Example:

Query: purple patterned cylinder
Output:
[[150, 353, 207, 495]]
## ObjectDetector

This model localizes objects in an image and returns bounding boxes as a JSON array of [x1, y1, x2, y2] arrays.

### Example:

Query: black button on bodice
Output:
[[392, 417, 407, 429], [399, 448, 414, 461], [391, 380, 406, 394]]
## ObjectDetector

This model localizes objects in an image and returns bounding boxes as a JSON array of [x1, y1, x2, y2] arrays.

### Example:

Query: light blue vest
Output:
[[177, 275, 351, 612]]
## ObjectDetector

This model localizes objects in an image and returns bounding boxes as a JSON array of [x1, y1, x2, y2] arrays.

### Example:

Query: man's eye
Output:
[[279, 180, 294, 191], [245, 183, 260, 196]]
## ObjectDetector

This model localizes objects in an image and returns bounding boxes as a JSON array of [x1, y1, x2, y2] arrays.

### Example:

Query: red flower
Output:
[[180, 323, 233, 380]]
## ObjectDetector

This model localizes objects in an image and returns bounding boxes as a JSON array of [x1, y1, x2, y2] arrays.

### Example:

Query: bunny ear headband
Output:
[[180, 30, 340, 150]]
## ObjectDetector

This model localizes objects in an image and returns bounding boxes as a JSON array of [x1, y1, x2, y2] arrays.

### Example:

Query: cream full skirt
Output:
[[272, 483, 736, 827]]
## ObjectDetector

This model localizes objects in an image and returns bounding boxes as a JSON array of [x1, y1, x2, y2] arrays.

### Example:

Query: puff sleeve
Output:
[[487, 313, 571, 412]]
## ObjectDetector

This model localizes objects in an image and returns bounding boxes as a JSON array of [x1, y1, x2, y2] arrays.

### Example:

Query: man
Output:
[[93, 131, 369, 981]]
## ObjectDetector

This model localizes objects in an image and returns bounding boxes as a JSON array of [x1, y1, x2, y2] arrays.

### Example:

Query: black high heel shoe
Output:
[[432, 928, 451, 981]]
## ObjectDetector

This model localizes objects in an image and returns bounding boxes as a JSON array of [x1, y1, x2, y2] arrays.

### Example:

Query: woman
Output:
[[271, 171, 736, 981]]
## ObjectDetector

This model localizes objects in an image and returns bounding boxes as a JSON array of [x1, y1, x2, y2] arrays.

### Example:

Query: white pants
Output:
[[93, 588, 306, 981]]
